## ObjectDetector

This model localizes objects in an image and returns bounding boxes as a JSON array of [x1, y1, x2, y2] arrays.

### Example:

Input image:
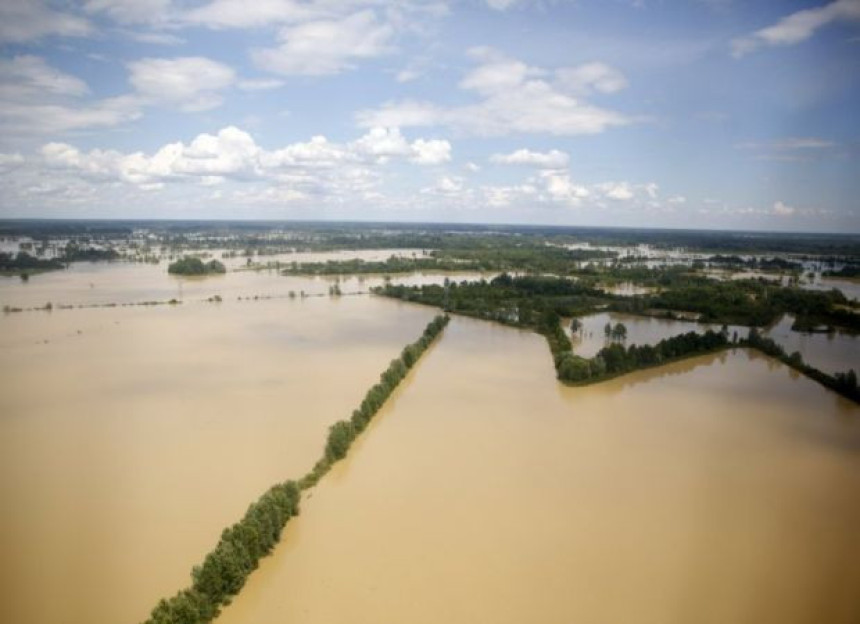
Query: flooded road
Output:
[[218, 316, 860, 624], [0, 277, 436, 624]]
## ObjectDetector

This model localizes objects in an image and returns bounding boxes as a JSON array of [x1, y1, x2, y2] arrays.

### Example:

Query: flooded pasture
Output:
[[217, 316, 860, 624]]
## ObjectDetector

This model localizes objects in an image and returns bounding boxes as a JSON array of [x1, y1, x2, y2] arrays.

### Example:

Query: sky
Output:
[[0, 0, 858, 232]]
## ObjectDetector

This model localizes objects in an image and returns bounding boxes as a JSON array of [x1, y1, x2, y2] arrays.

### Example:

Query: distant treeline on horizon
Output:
[[0, 219, 858, 252]]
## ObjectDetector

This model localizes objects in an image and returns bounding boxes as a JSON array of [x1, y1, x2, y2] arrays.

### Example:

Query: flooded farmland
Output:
[[566, 311, 858, 376], [0, 268, 437, 624], [218, 316, 860, 624], [1, 262, 858, 624]]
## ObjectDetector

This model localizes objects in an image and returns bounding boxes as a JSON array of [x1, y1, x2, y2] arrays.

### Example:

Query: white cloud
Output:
[[396, 68, 421, 83], [771, 200, 796, 216], [422, 175, 465, 195], [35, 125, 452, 192], [351, 126, 411, 161], [736, 137, 836, 150], [481, 183, 537, 207], [539, 171, 590, 204], [464, 162, 481, 172], [357, 49, 634, 136], [128, 57, 236, 111], [490, 148, 569, 168], [732, 0, 860, 57], [252, 10, 394, 76], [0, 56, 90, 100], [644, 182, 659, 199], [0, 152, 25, 170], [459, 51, 543, 94], [0, 57, 141, 136], [350, 127, 451, 165], [484, 0, 524, 9], [598, 181, 635, 201], [0, 0, 92, 43], [735, 136, 838, 163], [237, 78, 285, 91], [410, 138, 451, 164], [84, 0, 172, 25], [554, 62, 628, 95], [183, 0, 315, 29], [125, 31, 185, 45]]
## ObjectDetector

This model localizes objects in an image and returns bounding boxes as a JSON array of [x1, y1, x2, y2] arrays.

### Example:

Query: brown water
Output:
[[218, 316, 860, 624], [565, 311, 746, 358], [567, 311, 858, 375], [0, 260, 491, 310], [765, 314, 859, 375], [0, 283, 437, 624]]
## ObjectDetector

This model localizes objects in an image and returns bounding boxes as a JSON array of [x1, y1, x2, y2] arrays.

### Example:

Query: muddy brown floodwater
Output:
[[0, 279, 436, 624], [218, 315, 860, 624], [566, 311, 858, 376]]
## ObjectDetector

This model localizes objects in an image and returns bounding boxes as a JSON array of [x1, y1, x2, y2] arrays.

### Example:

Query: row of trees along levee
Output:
[[373, 278, 857, 404], [543, 313, 857, 403], [145, 314, 450, 624]]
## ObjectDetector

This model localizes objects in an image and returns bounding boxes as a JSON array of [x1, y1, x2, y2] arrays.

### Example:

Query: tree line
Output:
[[143, 315, 449, 624], [299, 314, 449, 489], [168, 257, 227, 276], [555, 328, 730, 383], [146, 482, 300, 623], [743, 329, 858, 402]]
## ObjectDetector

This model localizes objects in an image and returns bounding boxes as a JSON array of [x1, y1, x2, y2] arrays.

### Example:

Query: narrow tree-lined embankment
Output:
[[144, 314, 450, 624]]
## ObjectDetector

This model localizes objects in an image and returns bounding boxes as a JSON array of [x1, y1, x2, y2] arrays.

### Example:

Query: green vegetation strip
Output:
[[377, 278, 858, 404], [168, 256, 226, 275], [144, 314, 449, 624]]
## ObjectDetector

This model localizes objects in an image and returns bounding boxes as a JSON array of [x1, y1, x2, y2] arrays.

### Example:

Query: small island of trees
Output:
[[167, 257, 227, 276]]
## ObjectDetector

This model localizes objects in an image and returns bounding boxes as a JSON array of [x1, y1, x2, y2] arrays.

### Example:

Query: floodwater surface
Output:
[[218, 316, 860, 624], [567, 311, 857, 375], [0, 278, 436, 624]]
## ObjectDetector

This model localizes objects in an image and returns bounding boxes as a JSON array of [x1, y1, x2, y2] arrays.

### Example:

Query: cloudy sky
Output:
[[0, 0, 858, 231]]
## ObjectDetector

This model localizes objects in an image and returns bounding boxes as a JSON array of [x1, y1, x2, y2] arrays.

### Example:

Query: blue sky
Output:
[[0, 0, 858, 231]]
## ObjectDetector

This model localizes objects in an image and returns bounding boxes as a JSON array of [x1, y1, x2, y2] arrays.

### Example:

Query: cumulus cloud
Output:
[[252, 10, 394, 76], [598, 181, 634, 201], [490, 148, 570, 168], [732, 0, 860, 57], [128, 57, 236, 111], [0, 0, 92, 44], [350, 127, 451, 164], [410, 138, 451, 164], [357, 49, 634, 136], [422, 175, 465, 196], [35, 125, 453, 190], [541, 171, 590, 204]]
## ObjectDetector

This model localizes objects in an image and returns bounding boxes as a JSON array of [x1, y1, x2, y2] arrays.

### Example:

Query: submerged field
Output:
[[0, 231, 858, 624], [0, 266, 437, 624]]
